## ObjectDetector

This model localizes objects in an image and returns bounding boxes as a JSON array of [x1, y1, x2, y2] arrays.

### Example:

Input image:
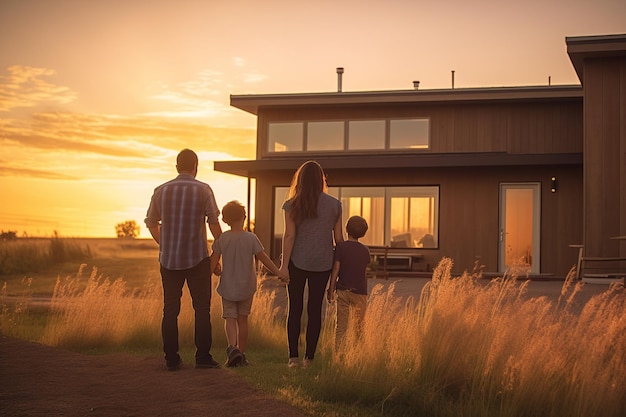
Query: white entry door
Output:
[[499, 183, 541, 274]]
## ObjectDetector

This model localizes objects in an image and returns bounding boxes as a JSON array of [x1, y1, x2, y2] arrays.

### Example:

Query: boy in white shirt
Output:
[[210, 201, 288, 366]]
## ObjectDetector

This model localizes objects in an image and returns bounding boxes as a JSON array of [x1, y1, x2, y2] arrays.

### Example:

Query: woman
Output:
[[280, 160, 343, 368]]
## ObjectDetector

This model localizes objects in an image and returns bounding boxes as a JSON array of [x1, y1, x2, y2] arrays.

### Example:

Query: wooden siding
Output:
[[257, 100, 582, 158], [583, 57, 626, 258], [623, 58, 626, 258], [229, 34, 626, 280], [255, 165, 582, 277]]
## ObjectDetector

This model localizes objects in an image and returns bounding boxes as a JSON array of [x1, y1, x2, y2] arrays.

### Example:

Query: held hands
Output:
[[277, 264, 290, 283], [277, 268, 290, 283]]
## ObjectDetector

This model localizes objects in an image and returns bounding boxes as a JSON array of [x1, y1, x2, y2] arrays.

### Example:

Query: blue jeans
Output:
[[287, 261, 331, 360], [161, 257, 213, 362]]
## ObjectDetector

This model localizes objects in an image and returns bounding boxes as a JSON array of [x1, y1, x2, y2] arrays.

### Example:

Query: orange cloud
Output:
[[2, 110, 255, 162], [0, 64, 256, 188], [0, 66, 77, 111], [0, 165, 77, 180]]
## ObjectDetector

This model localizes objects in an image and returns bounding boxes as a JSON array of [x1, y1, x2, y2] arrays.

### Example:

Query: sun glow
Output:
[[1, 0, 625, 237]]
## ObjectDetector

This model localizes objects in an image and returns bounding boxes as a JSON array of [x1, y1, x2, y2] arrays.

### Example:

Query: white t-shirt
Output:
[[212, 230, 264, 301]]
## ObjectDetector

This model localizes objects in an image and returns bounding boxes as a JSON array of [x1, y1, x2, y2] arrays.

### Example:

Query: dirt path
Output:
[[0, 336, 305, 417]]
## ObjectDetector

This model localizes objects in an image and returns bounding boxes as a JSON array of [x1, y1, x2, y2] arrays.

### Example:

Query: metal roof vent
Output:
[[336, 67, 344, 92]]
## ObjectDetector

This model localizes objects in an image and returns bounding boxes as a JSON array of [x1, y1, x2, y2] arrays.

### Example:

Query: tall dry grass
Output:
[[0, 277, 42, 340], [40, 264, 162, 349], [2, 256, 624, 417], [247, 275, 289, 349], [314, 258, 625, 417], [37, 264, 235, 353]]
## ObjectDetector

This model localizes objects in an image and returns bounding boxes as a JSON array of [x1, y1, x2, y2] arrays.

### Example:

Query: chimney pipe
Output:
[[336, 67, 344, 92], [451, 70, 455, 89], [413, 80, 420, 90]]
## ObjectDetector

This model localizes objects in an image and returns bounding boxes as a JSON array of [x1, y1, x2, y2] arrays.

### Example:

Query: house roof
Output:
[[221, 36, 607, 179], [230, 85, 582, 115], [567, 33, 626, 82], [214, 153, 582, 178]]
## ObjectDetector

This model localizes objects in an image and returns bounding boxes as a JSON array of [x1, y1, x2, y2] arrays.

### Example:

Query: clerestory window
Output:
[[267, 118, 430, 153]]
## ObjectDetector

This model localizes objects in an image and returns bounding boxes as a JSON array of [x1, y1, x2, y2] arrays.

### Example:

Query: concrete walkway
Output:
[[366, 276, 616, 308], [260, 273, 622, 317]]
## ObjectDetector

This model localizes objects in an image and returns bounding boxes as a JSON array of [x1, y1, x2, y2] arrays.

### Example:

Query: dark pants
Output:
[[161, 257, 213, 363], [287, 261, 331, 360]]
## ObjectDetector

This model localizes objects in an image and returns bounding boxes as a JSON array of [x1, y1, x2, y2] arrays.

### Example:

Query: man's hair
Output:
[[346, 216, 368, 239], [222, 200, 246, 225], [176, 149, 198, 173]]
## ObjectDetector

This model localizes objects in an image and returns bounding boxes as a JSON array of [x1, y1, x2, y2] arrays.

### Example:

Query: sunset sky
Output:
[[1, 0, 625, 238]]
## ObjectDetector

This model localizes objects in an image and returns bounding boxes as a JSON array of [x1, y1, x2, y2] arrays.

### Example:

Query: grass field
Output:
[[1, 238, 160, 296], [1, 237, 625, 417]]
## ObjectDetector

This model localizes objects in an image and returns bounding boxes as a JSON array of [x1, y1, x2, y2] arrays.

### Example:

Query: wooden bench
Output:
[[580, 256, 626, 284], [367, 245, 424, 279]]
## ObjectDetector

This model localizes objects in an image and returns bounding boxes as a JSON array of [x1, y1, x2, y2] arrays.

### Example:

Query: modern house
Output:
[[214, 33, 626, 278]]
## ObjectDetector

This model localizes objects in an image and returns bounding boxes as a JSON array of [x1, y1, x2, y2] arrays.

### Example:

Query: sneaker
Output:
[[226, 345, 243, 367], [287, 357, 299, 368], [195, 356, 220, 369], [241, 353, 250, 366], [303, 358, 313, 368], [166, 355, 183, 371]]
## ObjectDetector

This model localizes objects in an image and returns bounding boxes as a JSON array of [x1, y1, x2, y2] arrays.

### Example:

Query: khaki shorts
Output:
[[221, 296, 253, 319]]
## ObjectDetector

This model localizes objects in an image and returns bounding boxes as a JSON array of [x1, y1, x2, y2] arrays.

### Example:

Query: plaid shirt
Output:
[[145, 174, 220, 270]]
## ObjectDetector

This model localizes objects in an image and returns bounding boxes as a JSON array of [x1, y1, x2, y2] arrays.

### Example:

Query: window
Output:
[[272, 188, 288, 259], [308, 121, 344, 151], [268, 122, 303, 152], [390, 119, 429, 149], [387, 187, 438, 248], [338, 187, 385, 246], [348, 120, 385, 150], [272, 186, 438, 256], [267, 118, 430, 153]]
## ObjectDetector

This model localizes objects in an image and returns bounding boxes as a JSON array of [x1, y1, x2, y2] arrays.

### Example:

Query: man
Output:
[[145, 149, 222, 371]]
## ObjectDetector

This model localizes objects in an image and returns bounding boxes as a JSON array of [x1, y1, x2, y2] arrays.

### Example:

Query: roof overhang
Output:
[[567, 33, 626, 82], [214, 153, 582, 178], [230, 86, 582, 115]]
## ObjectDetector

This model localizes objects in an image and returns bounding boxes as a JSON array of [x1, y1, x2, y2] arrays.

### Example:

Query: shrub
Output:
[[48, 232, 93, 263], [0, 239, 50, 275], [0, 236, 93, 275]]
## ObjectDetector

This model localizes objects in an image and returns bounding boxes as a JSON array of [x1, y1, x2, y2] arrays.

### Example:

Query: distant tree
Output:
[[115, 220, 140, 238], [1, 230, 18, 241]]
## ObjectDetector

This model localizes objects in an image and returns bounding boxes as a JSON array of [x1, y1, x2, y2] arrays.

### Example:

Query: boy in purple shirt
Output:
[[326, 216, 370, 351]]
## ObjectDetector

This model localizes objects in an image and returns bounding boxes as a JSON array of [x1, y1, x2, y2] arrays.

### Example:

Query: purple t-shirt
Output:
[[334, 240, 371, 295]]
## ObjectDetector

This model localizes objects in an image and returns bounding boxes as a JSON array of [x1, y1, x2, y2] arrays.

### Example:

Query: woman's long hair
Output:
[[286, 160, 327, 223]]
